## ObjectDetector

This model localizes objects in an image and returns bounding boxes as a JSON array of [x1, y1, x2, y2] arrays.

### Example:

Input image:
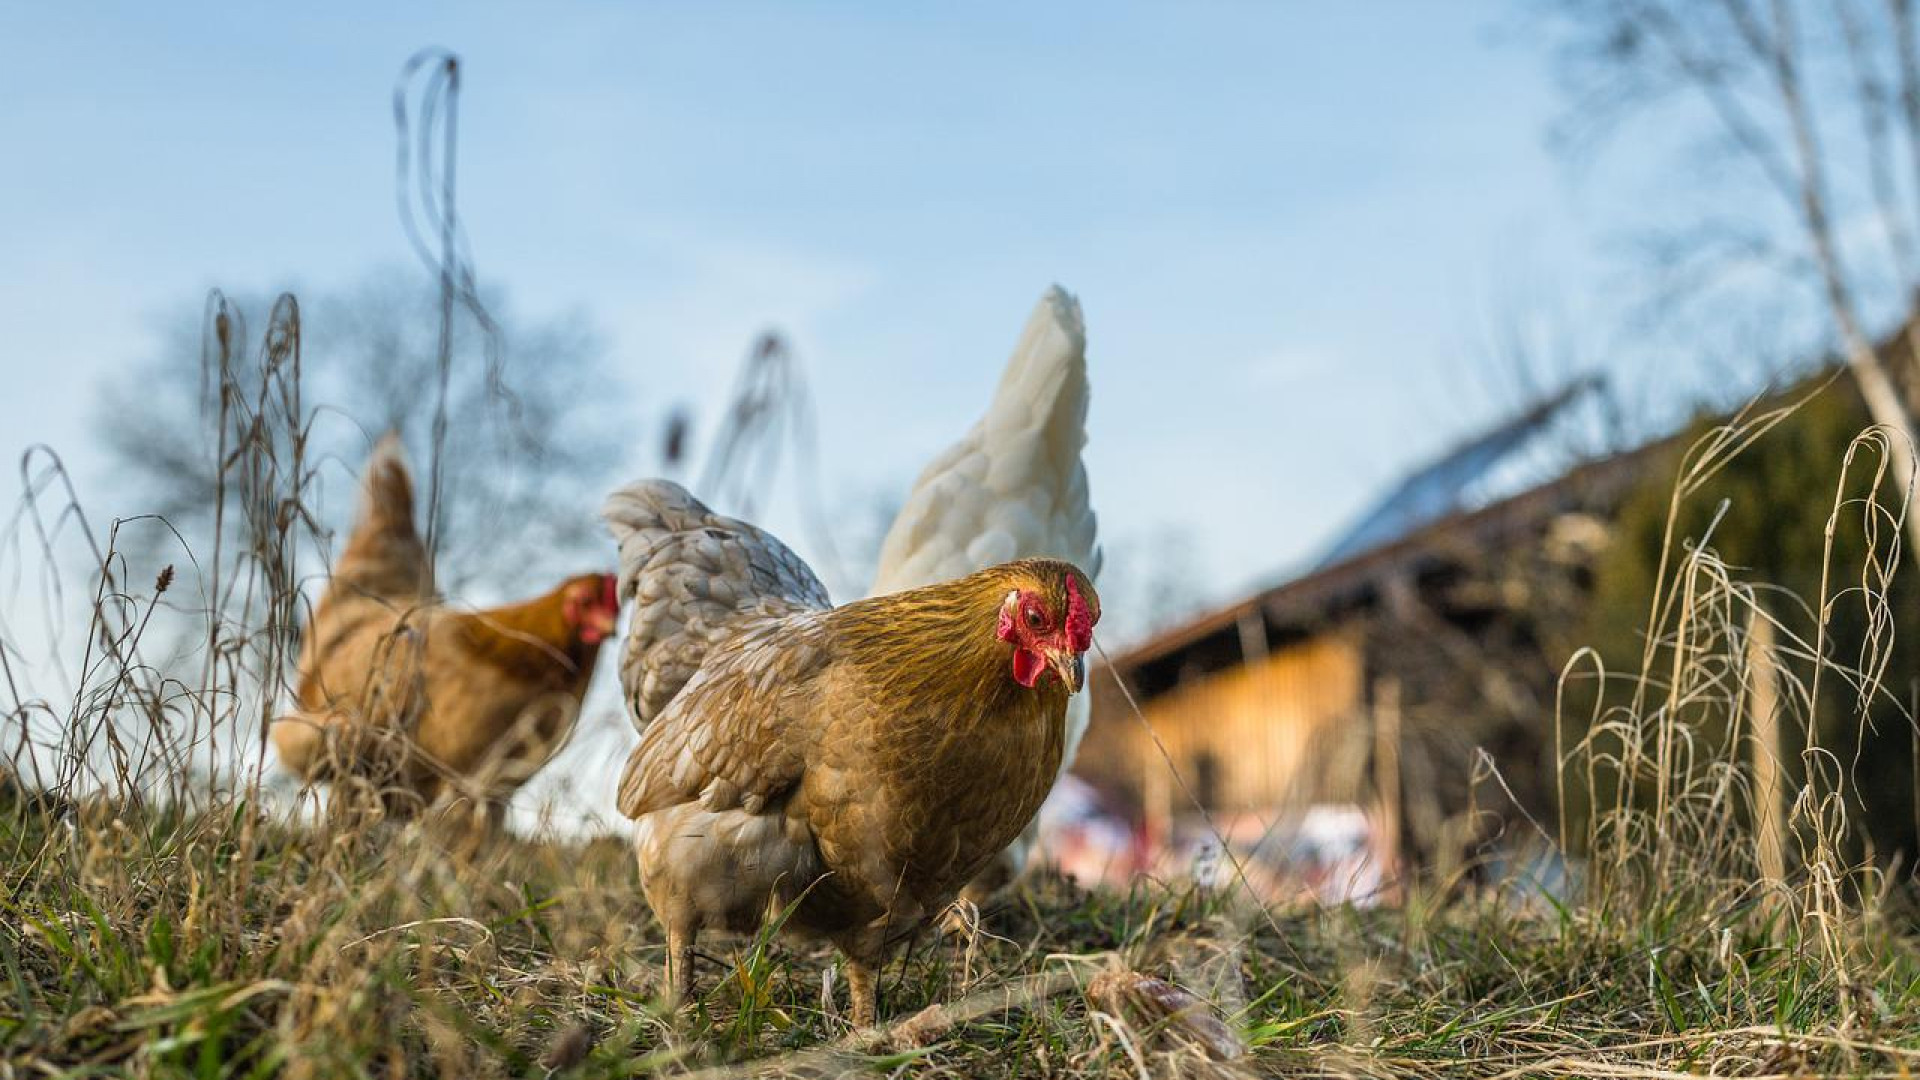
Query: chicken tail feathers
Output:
[[989, 284, 1087, 429], [332, 433, 433, 601], [870, 284, 1099, 596], [602, 479, 830, 730]]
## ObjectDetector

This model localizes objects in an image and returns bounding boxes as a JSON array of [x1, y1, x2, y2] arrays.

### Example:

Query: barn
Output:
[[1070, 380, 1671, 892]]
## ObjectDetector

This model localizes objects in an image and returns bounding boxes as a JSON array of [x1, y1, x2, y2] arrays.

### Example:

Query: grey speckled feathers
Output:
[[602, 479, 831, 731]]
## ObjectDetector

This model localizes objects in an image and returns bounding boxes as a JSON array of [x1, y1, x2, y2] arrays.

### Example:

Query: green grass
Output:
[[6, 792, 1919, 1079]]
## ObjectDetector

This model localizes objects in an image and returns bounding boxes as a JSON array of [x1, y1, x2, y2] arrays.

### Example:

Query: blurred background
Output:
[[5, 3, 1916, 902]]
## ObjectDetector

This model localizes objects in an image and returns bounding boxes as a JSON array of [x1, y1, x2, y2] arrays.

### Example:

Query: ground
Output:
[[5, 792, 1919, 1079]]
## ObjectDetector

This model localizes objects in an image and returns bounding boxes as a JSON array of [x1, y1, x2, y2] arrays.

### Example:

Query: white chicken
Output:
[[869, 284, 1100, 899]]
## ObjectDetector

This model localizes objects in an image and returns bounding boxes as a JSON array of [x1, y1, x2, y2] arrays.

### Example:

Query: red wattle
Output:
[[1011, 647, 1044, 687]]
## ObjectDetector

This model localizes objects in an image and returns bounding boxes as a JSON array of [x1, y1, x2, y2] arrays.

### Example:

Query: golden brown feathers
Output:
[[832, 558, 1095, 713], [272, 439, 616, 818]]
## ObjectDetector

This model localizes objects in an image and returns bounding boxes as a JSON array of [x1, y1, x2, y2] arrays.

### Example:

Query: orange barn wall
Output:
[[1077, 629, 1369, 831]]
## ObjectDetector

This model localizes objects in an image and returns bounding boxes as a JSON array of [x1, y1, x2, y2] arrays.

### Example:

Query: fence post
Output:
[[1746, 608, 1786, 908], [1372, 676, 1404, 900]]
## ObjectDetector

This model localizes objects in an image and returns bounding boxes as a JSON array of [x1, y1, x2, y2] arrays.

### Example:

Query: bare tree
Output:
[[1542, 0, 1920, 553], [96, 267, 627, 599]]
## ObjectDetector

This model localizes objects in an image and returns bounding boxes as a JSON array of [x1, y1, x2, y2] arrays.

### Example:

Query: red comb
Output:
[[1065, 575, 1094, 652]]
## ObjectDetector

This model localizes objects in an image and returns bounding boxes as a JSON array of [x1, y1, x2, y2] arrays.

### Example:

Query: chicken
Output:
[[604, 479, 1099, 1025], [869, 285, 1099, 898], [272, 435, 618, 826]]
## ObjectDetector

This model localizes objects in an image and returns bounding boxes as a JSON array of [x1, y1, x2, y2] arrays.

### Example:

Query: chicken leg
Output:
[[665, 926, 696, 1009], [842, 955, 878, 1028]]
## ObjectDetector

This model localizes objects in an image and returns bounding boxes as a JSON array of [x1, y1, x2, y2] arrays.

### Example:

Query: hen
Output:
[[272, 435, 618, 826], [869, 285, 1099, 898], [604, 480, 1099, 1025]]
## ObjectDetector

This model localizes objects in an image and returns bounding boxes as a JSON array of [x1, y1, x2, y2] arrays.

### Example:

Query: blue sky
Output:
[[0, 4, 1676, 618]]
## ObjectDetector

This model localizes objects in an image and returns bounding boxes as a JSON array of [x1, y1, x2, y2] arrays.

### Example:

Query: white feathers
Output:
[[870, 285, 1099, 597]]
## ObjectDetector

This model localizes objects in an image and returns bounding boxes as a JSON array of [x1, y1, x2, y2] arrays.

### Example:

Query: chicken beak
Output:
[[1049, 651, 1086, 695]]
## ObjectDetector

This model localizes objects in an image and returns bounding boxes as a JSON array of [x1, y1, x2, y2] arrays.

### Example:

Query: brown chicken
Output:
[[603, 479, 1099, 1025], [272, 435, 618, 826]]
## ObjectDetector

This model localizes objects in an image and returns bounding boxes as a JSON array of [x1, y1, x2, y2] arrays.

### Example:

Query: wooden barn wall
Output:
[[1077, 629, 1369, 823]]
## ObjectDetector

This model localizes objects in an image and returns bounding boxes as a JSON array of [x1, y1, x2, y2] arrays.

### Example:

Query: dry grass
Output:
[[6, 298, 1920, 1077], [5, 793, 1920, 1078]]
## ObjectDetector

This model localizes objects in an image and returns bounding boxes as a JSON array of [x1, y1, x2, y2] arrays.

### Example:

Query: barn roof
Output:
[[1316, 376, 1607, 567], [1104, 387, 1672, 699]]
